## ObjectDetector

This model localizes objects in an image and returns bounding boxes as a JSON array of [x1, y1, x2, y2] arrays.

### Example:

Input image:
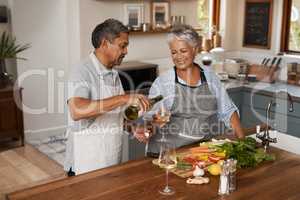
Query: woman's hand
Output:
[[152, 109, 171, 128], [132, 122, 154, 143]]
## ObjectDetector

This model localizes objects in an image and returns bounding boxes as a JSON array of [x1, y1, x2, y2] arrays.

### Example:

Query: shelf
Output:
[[129, 29, 170, 35], [129, 28, 201, 35]]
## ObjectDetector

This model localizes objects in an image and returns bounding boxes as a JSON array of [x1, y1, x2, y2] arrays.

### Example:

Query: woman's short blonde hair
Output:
[[167, 24, 201, 48]]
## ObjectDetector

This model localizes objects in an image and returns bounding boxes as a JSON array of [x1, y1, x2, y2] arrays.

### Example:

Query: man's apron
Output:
[[64, 61, 124, 175], [148, 66, 224, 154]]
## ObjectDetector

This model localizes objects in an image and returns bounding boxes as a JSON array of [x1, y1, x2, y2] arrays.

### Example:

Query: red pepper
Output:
[[183, 157, 198, 164], [208, 155, 221, 163]]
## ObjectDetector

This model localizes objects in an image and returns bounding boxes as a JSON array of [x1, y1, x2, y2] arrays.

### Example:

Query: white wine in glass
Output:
[[154, 107, 171, 142], [158, 142, 177, 195], [156, 109, 171, 127]]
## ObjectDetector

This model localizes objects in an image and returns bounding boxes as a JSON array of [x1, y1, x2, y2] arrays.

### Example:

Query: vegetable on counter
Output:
[[175, 137, 275, 172], [216, 137, 275, 168]]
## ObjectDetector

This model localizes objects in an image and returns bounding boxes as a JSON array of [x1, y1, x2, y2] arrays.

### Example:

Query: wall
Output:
[[10, 0, 76, 140], [79, 0, 199, 61], [222, 0, 300, 82]]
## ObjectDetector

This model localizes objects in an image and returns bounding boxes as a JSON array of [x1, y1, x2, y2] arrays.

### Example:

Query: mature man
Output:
[[65, 19, 149, 175]]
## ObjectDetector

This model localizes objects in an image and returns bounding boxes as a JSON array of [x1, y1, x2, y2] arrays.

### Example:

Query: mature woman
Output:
[[147, 25, 244, 154]]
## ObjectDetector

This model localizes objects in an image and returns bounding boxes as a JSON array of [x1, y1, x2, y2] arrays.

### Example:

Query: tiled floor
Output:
[[27, 135, 67, 166]]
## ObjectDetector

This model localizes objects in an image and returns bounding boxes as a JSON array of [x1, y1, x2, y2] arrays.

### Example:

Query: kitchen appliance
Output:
[[224, 58, 248, 78], [116, 61, 158, 95], [217, 72, 229, 81]]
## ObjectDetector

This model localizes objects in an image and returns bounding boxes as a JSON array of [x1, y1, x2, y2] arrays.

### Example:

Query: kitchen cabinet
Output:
[[241, 91, 274, 128], [128, 137, 146, 160], [228, 88, 243, 121], [0, 86, 24, 146], [241, 89, 300, 138]]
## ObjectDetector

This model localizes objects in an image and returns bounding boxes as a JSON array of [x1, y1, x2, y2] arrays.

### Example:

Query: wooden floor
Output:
[[0, 145, 66, 200]]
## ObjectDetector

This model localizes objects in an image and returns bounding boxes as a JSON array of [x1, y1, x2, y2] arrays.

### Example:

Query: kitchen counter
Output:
[[223, 79, 300, 102], [7, 145, 300, 200]]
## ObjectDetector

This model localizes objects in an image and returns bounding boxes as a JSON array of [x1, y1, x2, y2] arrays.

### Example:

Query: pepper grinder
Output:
[[218, 160, 230, 196], [228, 159, 237, 192]]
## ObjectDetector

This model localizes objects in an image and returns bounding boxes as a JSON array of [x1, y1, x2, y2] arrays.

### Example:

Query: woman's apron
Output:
[[148, 66, 224, 154]]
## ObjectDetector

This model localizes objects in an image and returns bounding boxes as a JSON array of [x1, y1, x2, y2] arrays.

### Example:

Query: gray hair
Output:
[[91, 18, 129, 49], [167, 25, 201, 48]]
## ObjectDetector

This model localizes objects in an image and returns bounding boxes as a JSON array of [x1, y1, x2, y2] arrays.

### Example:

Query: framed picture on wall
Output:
[[124, 4, 144, 28], [243, 0, 273, 49], [151, 1, 170, 29]]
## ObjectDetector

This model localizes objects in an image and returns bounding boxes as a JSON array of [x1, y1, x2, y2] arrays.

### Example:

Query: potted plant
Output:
[[0, 31, 30, 88]]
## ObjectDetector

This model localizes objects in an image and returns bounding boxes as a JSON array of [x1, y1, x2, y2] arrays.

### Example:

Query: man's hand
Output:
[[125, 94, 150, 112]]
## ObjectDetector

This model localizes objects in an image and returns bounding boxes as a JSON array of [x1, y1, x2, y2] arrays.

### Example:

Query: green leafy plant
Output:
[[217, 137, 275, 168], [0, 31, 30, 60]]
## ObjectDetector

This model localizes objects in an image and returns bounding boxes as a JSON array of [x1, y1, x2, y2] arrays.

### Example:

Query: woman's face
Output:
[[169, 38, 197, 70]]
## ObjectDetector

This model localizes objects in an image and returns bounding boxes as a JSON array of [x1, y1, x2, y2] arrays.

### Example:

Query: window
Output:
[[281, 0, 300, 53], [197, 0, 220, 32]]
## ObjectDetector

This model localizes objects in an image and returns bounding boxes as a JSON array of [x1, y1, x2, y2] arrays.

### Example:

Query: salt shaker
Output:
[[218, 160, 230, 196], [228, 159, 237, 192]]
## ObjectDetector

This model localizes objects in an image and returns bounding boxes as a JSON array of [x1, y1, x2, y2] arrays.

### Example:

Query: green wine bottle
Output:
[[124, 95, 163, 121]]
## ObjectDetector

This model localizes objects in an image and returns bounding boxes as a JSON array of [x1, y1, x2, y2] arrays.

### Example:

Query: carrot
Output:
[[190, 146, 216, 153]]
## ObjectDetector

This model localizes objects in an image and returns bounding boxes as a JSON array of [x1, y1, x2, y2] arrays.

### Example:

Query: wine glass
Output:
[[142, 115, 155, 156], [202, 55, 212, 66], [154, 107, 171, 142], [158, 142, 177, 195]]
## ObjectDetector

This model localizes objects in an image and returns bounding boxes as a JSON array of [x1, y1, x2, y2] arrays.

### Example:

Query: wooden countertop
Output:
[[6, 146, 300, 200]]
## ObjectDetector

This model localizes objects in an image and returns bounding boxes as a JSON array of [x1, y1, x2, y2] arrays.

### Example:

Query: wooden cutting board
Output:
[[152, 158, 194, 178]]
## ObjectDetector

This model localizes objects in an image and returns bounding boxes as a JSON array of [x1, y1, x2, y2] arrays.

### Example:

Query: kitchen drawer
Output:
[[242, 105, 300, 138], [274, 112, 300, 138], [241, 105, 276, 128], [0, 90, 14, 99], [228, 90, 243, 111], [128, 137, 146, 160], [275, 98, 300, 118], [243, 92, 274, 110], [0, 86, 24, 146]]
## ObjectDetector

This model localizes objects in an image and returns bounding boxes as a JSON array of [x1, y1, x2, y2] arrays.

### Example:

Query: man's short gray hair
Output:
[[91, 18, 129, 49], [167, 25, 201, 48]]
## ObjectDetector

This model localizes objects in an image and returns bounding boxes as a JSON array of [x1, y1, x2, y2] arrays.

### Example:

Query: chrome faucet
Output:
[[256, 92, 294, 152]]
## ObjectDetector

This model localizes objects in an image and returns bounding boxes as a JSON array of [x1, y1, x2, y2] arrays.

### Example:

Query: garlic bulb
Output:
[[193, 166, 205, 177]]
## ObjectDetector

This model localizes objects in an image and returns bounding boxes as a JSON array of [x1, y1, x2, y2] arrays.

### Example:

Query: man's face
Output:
[[106, 32, 129, 68]]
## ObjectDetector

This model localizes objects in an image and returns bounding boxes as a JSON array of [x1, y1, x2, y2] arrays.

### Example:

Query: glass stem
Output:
[[144, 142, 148, 157], [166, 169, 169, 189], [161, 127, 166, 141]]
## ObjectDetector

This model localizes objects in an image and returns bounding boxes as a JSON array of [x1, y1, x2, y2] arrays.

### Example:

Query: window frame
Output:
[[281, 0, 300, 54], [212, 0, 221, 30]]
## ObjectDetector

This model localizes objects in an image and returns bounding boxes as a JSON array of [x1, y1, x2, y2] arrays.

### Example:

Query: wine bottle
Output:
[[124, 95, 163, 121]]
